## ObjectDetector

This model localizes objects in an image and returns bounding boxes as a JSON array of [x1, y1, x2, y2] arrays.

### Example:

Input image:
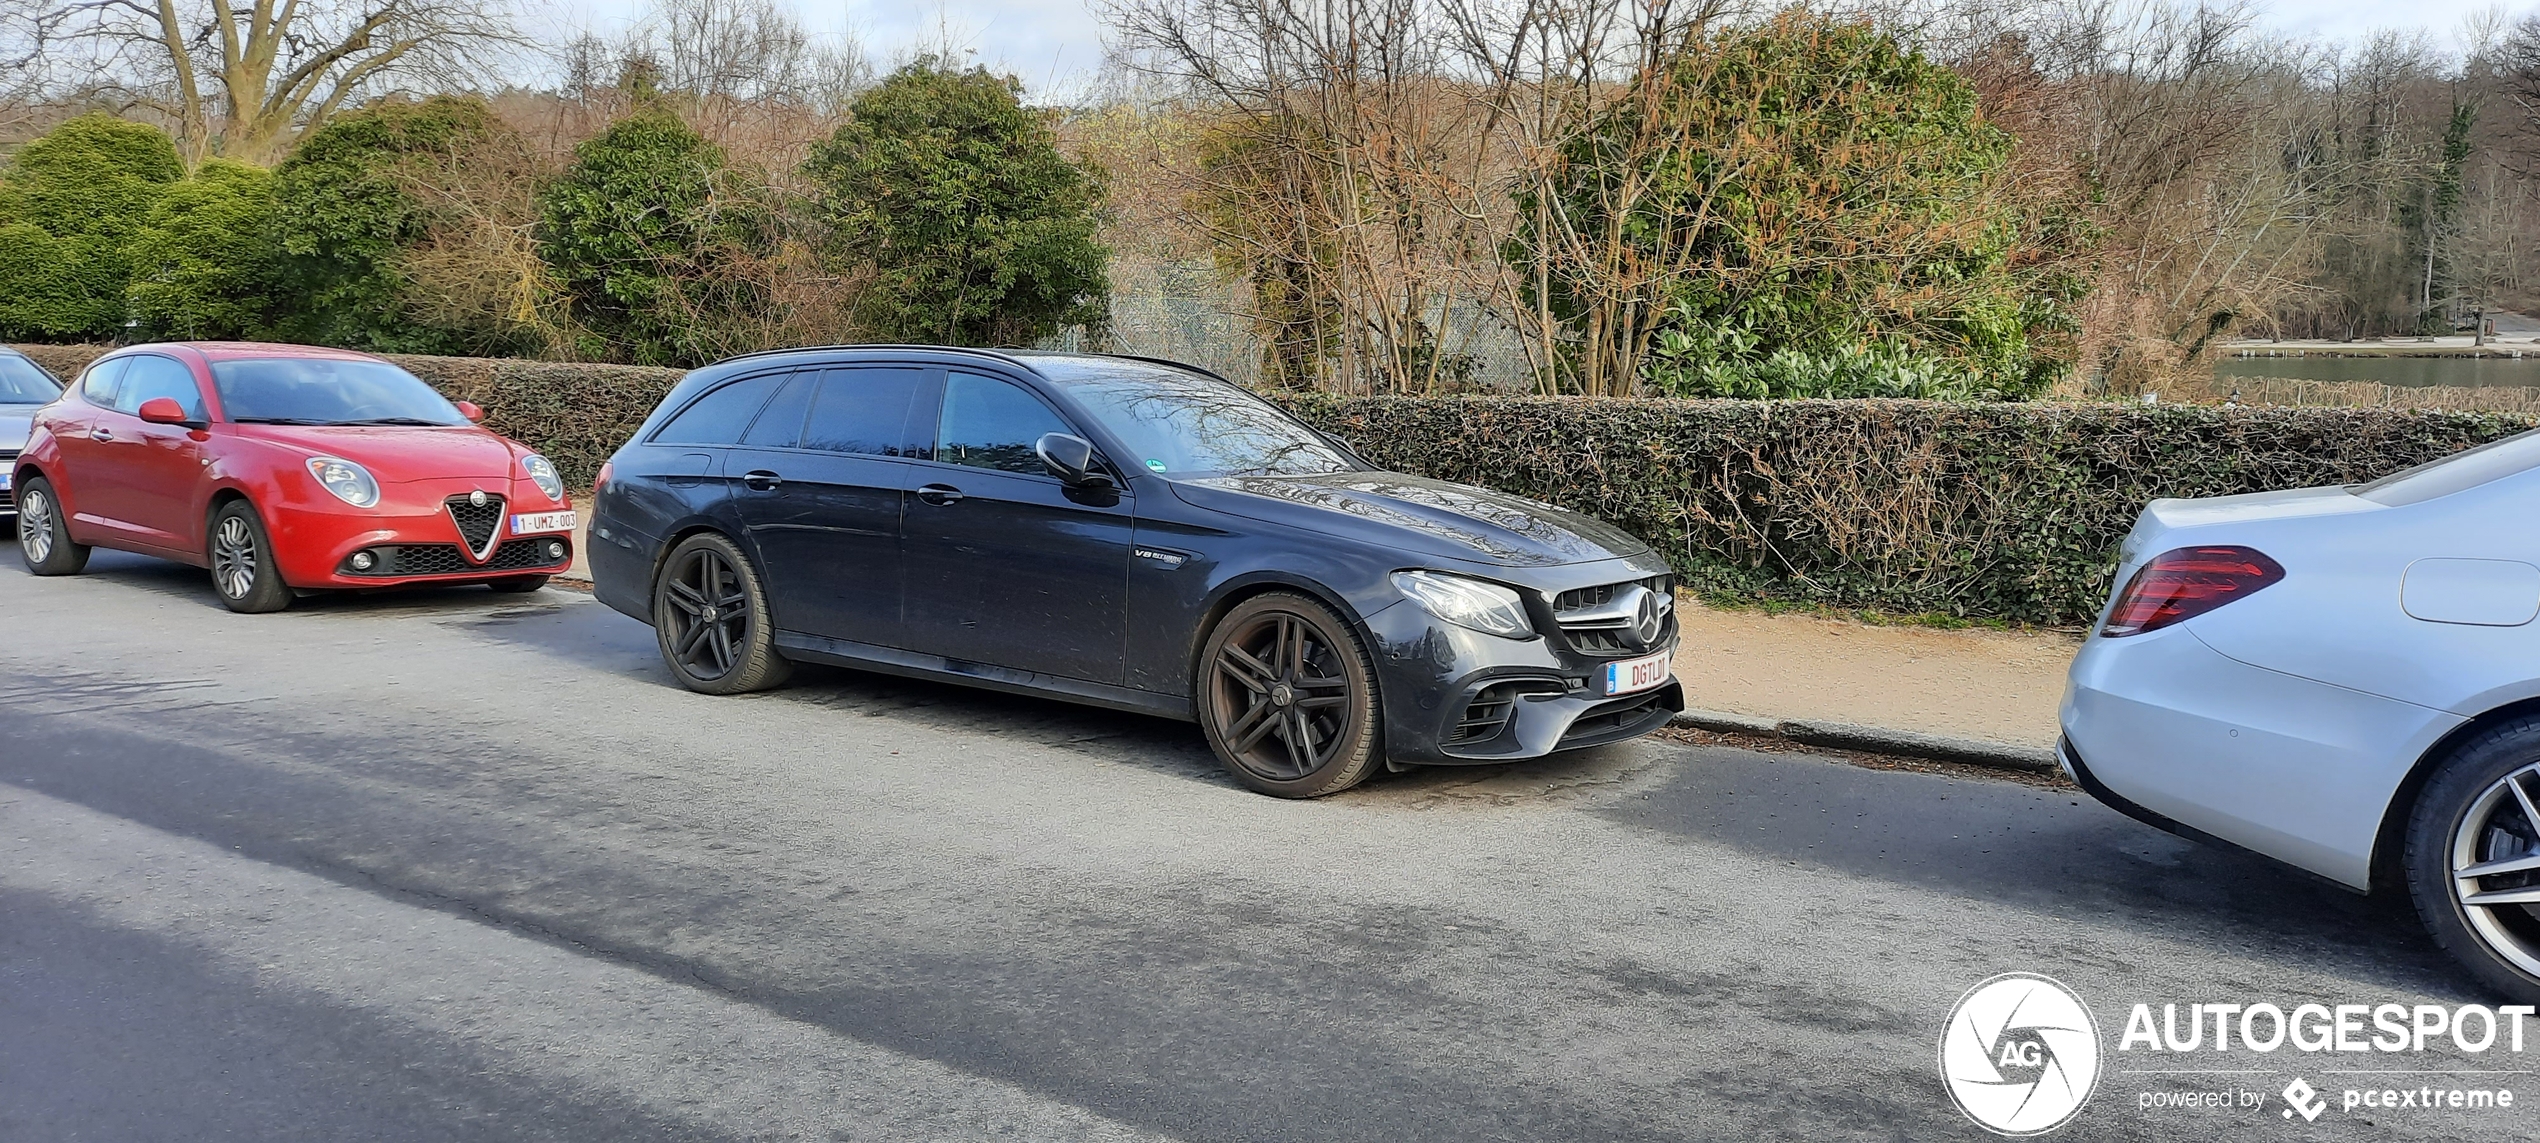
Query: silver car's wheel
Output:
[[2408, 718, 2540, 1002], [2451, 763, 2540, 978]]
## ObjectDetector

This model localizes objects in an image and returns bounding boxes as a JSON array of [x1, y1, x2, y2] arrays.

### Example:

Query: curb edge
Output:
[[1670, 709, 2059, 774]]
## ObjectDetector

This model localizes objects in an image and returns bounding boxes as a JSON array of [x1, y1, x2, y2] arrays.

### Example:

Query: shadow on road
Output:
[[53, 549, 563, 618], [1607, 741, 2471, 998]]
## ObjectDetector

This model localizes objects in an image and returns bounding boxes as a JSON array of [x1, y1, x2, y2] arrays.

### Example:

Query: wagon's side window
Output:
[[652, 373, 785, 446], [935, 372, 1072, 476]]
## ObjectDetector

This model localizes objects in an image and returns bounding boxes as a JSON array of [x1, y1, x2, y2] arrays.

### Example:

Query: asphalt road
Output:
[[1, 551, 2528, 1142]]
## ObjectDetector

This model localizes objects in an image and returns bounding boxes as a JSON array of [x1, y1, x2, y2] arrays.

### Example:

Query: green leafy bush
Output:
[[124, 160, 284, 339], [0, 114, 186, 340], [271, 97, 530, 355], [805, 60, 1110, 346], [536, 111, 767, 367], [1512, 13, 2085, 398]]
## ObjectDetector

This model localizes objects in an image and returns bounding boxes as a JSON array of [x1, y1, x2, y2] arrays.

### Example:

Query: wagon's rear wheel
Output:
[[652, 533, 790, 695]]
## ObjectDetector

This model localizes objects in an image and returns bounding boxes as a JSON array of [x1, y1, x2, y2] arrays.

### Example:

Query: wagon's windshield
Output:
[[1029, 358, 1354, 478], [209, 357, 470, 426], [0, 354, 61, 404]]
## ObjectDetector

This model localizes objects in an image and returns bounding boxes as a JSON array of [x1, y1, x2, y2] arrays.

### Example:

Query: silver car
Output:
[[0, 349, 66, 518]]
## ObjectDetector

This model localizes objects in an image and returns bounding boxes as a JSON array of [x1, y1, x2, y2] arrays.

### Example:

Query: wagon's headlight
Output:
[[1391, 570, 1534, 638], [522, 454, 564, 502], [306, 456, 380, 508]]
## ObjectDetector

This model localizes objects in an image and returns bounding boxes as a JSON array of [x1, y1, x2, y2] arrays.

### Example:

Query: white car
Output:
[[2064, 431, 2540, 1000], [0, 348, 66, 518]]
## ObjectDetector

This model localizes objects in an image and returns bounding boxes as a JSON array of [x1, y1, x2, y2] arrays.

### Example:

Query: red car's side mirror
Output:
[[137, 397, 197, 427], [455, 400, 486, 423]]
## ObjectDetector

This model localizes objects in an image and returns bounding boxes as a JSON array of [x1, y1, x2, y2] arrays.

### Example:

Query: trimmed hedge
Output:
[[1281, 396, 2533, 624], [13, 343, 684, 489], [16, 344, 2533, 624]]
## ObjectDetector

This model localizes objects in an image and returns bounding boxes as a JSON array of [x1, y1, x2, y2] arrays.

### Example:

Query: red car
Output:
[[10, 342, 575, 612]]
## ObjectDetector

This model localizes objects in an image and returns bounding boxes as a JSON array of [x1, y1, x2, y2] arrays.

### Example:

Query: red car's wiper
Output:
[[337, 417, 453, 426], [231, 416, 335, 425]]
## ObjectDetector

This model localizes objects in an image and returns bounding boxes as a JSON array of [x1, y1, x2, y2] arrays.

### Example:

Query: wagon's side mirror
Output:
[[1035, 432, 1113, 489], [454, 400, 486, 423], [137, 397, 202, 429]]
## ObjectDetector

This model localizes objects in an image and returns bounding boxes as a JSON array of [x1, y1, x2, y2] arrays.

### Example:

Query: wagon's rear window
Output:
[[209, 357, 469, 426], [2353, 428, 2540, 507]]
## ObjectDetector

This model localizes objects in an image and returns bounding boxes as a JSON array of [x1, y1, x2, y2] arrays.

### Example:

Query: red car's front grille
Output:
[[445, 494, 506, 558], [342, 538, 570, 578]]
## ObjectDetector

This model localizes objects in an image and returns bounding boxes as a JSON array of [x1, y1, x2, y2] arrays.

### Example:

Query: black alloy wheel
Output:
[[653, 532, 790, 695], [1198, 591, 1382, 797], [208, 499, 293, 613], [15, 476, 90, 576]]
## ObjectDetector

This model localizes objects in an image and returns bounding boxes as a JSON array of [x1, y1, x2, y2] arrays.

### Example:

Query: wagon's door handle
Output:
[[916, 484, 964, 506], [742, 470, 782, 491]]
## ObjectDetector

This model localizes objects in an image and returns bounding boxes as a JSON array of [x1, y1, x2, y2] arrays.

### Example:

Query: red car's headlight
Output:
[[306, 456, 381, 508]]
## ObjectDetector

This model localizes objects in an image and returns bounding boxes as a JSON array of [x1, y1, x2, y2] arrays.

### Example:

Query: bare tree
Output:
[[30, 0, 520, 164]]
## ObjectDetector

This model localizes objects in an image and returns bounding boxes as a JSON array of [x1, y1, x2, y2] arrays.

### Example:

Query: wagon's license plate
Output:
[[1603, 649, 1671, 696], [510, 510, 575, 535]]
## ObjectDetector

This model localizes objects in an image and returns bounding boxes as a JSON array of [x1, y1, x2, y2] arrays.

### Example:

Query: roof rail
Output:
[[1007, 349, 1238, 387], [703, 343, 1036, 370], [706, 344, 1240, 389]]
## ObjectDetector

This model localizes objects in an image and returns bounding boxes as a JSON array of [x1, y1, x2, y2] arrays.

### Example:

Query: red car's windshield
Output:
[[209, 357, 470, 426]]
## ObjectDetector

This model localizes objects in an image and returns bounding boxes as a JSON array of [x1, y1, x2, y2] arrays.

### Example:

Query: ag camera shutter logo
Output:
[[1940, 973, 2103, 1135]]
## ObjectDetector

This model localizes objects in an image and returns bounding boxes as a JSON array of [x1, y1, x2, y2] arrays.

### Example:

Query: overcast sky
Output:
[[526, 0, 2535, 97]]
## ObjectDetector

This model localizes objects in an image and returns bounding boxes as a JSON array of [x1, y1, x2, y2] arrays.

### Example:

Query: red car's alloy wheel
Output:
[[15, 478, 89, 576], [211, 515, 258, 600], [19, 488, 57, 565], [208, 500, 292, 612]]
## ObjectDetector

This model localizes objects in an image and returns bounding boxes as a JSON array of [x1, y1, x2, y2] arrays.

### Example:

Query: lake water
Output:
[[2215, 353, 2540, 388]]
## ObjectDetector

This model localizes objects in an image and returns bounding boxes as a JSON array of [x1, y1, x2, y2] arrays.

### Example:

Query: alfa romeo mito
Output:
[[587, 347, 1683, 796], [13, 342, 576, 611], [2065, 430, 2540, 1000]]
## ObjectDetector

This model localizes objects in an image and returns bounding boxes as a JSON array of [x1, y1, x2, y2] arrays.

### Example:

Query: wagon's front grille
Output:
[[343, 538, 570, 578], [445, 493, 506, 558], [1549, 574, 1675, 658]]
